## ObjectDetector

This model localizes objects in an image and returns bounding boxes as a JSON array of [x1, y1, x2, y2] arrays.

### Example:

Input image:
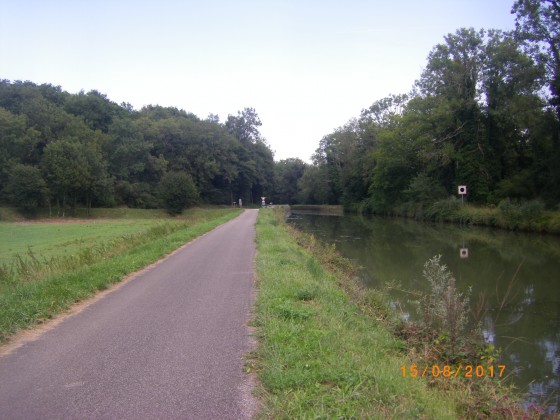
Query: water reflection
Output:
[[288, 211, 560, 413]]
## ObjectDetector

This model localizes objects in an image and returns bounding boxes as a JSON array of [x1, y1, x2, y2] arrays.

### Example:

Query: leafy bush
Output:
[[404, 172, 447, 204], [159, 171, 199, 215], [519, 199, 544, 221], [497, 198, 545, 230]]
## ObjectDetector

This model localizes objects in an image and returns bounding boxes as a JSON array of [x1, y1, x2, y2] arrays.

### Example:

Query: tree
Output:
[[481, 30, 547, 199], [159, 171, 199, 215], [64, 90, 123, 133], [42, 137, 110, 215], [513, 0, 560, 203], [225, 107, 263, 144], [416, 28, 490, 202], [273, 158, 307, 204], [4, 164, 48, 213], [513, 0, 560, 120], [0, 107, 40, 190], [297, 165, 334, 204]]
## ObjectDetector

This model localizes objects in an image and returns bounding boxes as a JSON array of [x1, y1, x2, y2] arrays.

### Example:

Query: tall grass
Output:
[[0, 222, 183, 287]]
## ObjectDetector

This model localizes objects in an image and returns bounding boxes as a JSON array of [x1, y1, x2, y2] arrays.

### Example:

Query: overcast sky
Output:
[[1, 0, 516, 161]]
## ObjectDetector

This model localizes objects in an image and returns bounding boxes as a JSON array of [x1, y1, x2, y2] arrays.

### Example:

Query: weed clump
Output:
[[391, 255, 532, 417], [418, 255, 471, 357]]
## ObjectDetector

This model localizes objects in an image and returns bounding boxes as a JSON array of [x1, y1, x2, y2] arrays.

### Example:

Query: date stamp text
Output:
[[400, 364, 506, 378]]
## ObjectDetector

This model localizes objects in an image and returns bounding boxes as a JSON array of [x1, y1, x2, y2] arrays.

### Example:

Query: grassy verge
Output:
[[251, 208, 460, 418], [0, 208, 241, 342]]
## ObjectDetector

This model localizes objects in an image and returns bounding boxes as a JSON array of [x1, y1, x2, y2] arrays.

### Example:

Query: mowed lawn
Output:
[[0, 219, 170, 264]]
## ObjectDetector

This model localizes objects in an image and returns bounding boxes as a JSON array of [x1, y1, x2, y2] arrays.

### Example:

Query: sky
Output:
[[1, 0, 517, 162]]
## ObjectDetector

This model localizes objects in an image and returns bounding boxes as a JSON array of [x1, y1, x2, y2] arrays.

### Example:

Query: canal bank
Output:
[[293, 202, 560, 234], [287, 209, 560, 415], [251, 208, 526, 418]]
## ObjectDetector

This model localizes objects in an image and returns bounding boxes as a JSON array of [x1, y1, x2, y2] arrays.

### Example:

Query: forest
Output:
[[0, 81, 274, 214], [1, 0, 559, 218], [283, 0, 560, 216]]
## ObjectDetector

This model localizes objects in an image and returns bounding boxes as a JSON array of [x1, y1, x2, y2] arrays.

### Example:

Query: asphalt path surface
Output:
[[0, 209, 259, 419]]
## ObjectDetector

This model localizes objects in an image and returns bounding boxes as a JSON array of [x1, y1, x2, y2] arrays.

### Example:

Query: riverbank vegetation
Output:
[[252, 208, 529, 418], [269, 1, 560, 233], [0, 208, 240, 342]]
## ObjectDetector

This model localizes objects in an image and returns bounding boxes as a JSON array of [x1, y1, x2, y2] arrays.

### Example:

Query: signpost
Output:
[[458, 185, 467, 205], [261, 196, 266, 207]]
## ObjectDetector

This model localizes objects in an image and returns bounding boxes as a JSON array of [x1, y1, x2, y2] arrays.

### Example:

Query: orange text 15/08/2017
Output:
[[400, 365, 506, 379]]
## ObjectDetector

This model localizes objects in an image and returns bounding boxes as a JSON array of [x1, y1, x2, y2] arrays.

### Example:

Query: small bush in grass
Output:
[[498, 198, 545, 230], [519, 199, 544, 222], [497, 198, 522, 228], [159, 171, 199, 215]]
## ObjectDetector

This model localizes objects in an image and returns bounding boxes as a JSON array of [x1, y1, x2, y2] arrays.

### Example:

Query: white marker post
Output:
[[458, 185, 467, 205], [261, 196, 266, 207]]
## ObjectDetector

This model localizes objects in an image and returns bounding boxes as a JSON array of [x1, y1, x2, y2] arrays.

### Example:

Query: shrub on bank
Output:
[[425, 197, 461, 221]]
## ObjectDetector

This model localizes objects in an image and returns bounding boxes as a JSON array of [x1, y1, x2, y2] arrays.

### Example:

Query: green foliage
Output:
[[297, 165, 335, 204], [273, 158, 307, 204], [159, 171, 199, 215], [418, 255, 471, 357], [3, 164, 48, 212], [0, 80, 276, 211], [497, 198, 545, 230], [225, 107, 262, 144], [513, 0, 560, 120], [293, 15, 559, 217], [425, 197, 462, 221]]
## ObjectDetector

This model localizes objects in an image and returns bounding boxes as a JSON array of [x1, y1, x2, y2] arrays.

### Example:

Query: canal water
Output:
[[287, 211, 560, 413]]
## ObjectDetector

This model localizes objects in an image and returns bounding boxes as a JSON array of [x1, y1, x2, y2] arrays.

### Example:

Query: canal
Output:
[[287, 211, 560, 413]]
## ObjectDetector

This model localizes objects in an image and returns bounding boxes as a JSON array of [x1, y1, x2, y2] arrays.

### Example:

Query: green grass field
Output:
[[0, 207, 239, 264], [0, 220, 162, 264]]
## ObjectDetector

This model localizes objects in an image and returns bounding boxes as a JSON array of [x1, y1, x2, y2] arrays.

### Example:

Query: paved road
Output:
[[0, 209, 259, 419]]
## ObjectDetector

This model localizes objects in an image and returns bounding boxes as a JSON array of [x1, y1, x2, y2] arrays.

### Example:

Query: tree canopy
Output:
[[290, 3, 560, 212], [0, 80, 274, 214]]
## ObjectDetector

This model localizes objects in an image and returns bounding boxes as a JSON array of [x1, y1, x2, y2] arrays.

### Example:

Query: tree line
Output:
[[0, 80, 274, 215], [278, 0, 560, 215], [2, 1, 558, 216]]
